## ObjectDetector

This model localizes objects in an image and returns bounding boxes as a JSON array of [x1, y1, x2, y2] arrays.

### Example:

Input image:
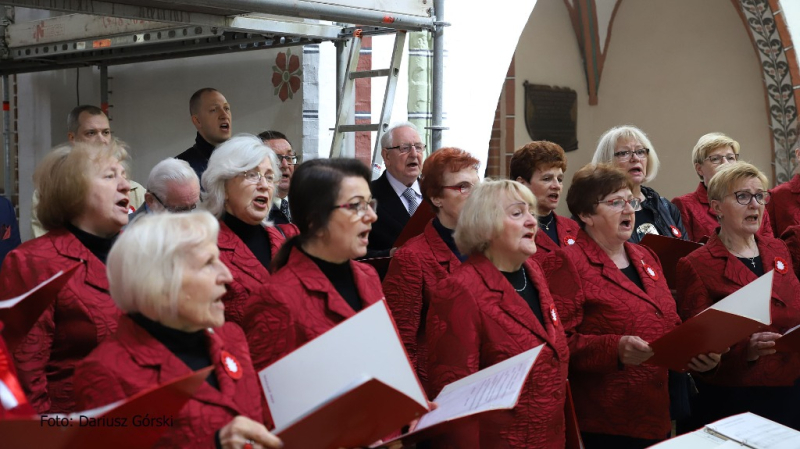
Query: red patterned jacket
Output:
[[0, 228, 121, 413], [675, 233, 800, 386], [217, 221, 297, 327], [782, 225, 800, 279], [245, 246, 384, 372], [673, 182, 773, 242], [426, 254, 569, 448], [541, 231, 680, 440], [382, 220, 461, 395], [768, 174, 800, 237], [74, 315, 262, 448], [531, 213, 581, 263]]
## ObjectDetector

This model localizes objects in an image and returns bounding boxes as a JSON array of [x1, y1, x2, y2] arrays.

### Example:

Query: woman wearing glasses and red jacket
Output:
[[592, 125, 688, 244], [201, 134, 298, 329], [243, 158, 383, 372], [383, 147, 480, 395], [542, 164, 720, 448], [672, 133, 773, 242], [676, 162, 800, 430]]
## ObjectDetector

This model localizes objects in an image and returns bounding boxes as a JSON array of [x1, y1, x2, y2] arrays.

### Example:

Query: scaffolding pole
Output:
[[430, 0, 445, 151], [2, 75, 10, 198]]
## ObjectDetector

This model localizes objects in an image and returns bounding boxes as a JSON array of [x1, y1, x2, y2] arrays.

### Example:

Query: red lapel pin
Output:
[[221, 350, 242, 380], [669, 225, 682, 238], [775, 257, 789, 274], [642, 261, 659, 281], [563, 235, 576, 246], [549, 304, 559, 326]]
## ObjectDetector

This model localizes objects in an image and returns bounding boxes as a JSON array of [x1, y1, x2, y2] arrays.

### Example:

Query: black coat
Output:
[[176, 133, 216, 181], [367, 172, 412, 259]]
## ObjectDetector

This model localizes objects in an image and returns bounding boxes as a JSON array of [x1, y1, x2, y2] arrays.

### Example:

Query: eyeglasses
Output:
[[728, 190, 771, 206], [150, 191, 198, 213], [386, 143, 427, 154], [276, 154, 298, 165], [241, 170, 277, 185], [333, 198, 378, 217], [613, 148, 650, 160], [596, 197, 642, 211], [442, 182, 474, 195], [704, 153, 739, 165]]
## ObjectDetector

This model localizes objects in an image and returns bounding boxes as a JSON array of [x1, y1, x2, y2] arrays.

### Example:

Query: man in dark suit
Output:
[[259, 130, 296, 225], [367, 122, 425, 259], [176, 88, 231, 179]]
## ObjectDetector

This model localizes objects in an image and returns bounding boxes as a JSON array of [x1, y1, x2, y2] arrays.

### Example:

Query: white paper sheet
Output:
[[258, 300, 427, 431], [706, 412, 800, 449], [647, 430, 731, 448], [706, 270, 773, 324], [414, 344, 544, 431]]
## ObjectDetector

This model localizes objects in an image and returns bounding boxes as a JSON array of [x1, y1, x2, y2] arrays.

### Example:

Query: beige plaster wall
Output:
[[515, 0, 772, 217]]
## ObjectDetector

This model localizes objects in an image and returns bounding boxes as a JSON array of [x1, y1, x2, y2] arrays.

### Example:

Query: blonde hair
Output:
[[692, 133, 740, 179], [107, 211, 220, 321], [35, 139, 130, 231], [706, 162, 768, 202], [455, 179, 537, 255], [593, 125, 660, 183]]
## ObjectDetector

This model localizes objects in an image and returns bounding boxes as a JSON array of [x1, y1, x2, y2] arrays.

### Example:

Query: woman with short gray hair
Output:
[[74, 212, 282, 449], [593, 125, 687, 243], [201, 134, 298, 327], [425, 179, 569, 447]]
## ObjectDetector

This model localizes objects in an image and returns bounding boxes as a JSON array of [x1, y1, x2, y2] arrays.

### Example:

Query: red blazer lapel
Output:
[[218, 222, 269, 286], [424, 221, 460, 274], [534, 229, 559, 253], [625, 243, 669, 316], [351, 260, 386, 308], [579, 234, 652, 303], [50, 229, 108, 292], [705, 234, 756, 288], [554, 214, 579, 247], [525, 259, 562, 351], [756, 236, 789, 306], [289, 247, 357, 320]]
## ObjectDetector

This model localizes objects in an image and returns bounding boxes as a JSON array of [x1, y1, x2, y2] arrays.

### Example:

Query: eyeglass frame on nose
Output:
[[149, 191, 198, 213], [596, 197, 642, 211], [386, 143, 427, 154], [441, 182, 474, 195], [240, 170, 278, 186], [332, 198, 378, 217], [276, 154, 298, 165], [703, 153, 739, 165], [613, 148, 650, 160], [727, 190, 771, 206]]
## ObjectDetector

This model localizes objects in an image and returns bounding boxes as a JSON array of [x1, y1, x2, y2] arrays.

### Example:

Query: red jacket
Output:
[[426, 254, 569, 448], [0, 228, 121, 413], [541, 231, 680, 440], [673, 182, 773, 242], [382, 220, 461, 395], [782, 225, 800, 279], [74, 315, 262, 448], [768, 174, 800, 237], [531, 213, 580, 263], [675, 233, 800, 386], [217, 221, 297, 327], [0, 325, 35, 418], [245, 246, 384, 373]]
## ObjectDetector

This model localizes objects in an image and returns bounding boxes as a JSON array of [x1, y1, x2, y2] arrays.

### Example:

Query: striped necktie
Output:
[[402, 187, 418, 216]]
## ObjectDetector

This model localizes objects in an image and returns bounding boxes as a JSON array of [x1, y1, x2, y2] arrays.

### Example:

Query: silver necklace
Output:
[[731, 246, 758, 268], [539, 214, 554, 231], [511, 266, 527, 292]]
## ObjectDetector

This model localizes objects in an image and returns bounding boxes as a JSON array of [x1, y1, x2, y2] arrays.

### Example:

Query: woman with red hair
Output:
[[510, 141, 580, 262], [383, 147, 480, 394]]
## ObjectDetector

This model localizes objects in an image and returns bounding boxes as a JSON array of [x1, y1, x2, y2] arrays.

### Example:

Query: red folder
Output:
[[0, 261, 82, 351], [394, 205, 435, 248], [775, 324, 800, 352], [647, 271, 774, 372], [0, 366, 212, 449], [277, 378, 427, 449], [638, 234, 702, 289]]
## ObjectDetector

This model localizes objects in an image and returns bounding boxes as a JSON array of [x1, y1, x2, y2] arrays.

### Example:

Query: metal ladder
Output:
[[329, 29, 406, 176]]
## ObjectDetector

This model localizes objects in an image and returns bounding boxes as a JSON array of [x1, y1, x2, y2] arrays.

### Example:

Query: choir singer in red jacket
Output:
[[543, 163, 720, 448], [426, 179, 569, 448], [74, 212, 282, 449]]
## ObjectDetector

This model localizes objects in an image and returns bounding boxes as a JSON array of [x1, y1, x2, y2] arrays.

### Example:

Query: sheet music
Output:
[[706, 412, 800, 449], [706, 271, 773, 324], [414, 345, 543, 431]]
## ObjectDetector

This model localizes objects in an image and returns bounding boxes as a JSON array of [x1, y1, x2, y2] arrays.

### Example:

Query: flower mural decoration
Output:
[[272, 48, 302, 102]]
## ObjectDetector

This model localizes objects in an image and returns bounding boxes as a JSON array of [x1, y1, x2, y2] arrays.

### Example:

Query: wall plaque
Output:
[[523, 81, 578, 152]]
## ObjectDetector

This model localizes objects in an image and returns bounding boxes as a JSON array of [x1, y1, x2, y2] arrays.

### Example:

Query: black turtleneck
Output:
[[129, 313, 219, 390], [501, 267, 545, 326], [176, 133, 217, 180], [432, 217, 467, 262], [620, 264, 644, 292], [301, 247, 362, 312], [66, 222, 117, 264], [224, 213, 272, 270], [538, 211, 559, 245]]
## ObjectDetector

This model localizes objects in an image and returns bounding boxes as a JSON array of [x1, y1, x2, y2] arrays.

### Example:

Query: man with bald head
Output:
[[177, 88, 232, 179]]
